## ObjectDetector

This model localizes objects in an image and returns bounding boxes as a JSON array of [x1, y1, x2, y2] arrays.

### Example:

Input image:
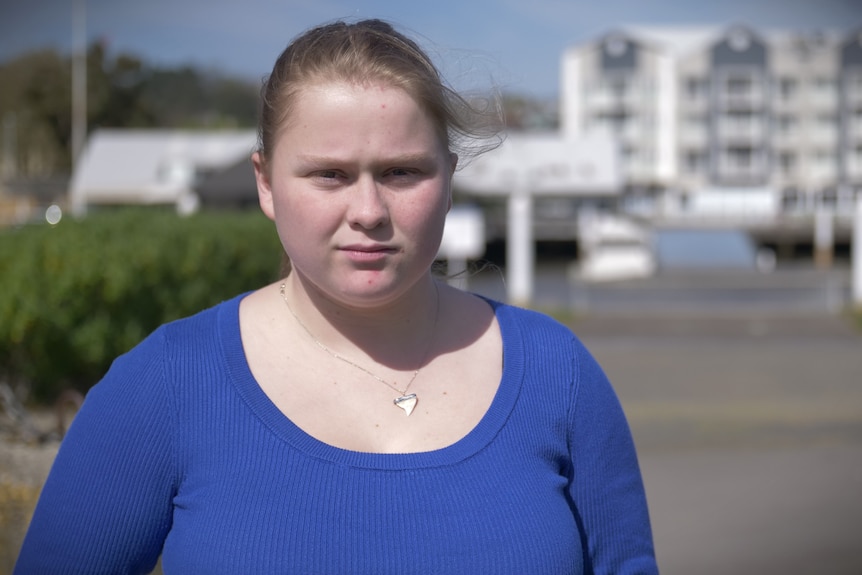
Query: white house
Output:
[[69, 129, 258, 215]]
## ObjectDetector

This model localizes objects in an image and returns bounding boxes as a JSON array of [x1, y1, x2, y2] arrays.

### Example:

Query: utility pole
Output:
[[1, 113, 15, 179], [71, 0, 87, 169], [853, 196, 862, 308]]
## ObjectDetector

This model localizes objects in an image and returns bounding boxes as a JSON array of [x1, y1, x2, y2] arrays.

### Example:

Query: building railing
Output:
[[718, 90, 766, 109], [717, 121, 765, 142], [846, 121, 862, 141]]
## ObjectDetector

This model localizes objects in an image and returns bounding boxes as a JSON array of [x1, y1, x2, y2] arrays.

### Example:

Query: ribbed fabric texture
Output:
[[16, 294, 657, 574]]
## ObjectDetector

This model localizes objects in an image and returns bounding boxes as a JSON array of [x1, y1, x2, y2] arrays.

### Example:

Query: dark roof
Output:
[[194, 156, 258, 206]]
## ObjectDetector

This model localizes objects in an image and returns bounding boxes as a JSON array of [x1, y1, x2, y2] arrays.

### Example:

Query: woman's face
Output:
[[254, 81, 456, 308]]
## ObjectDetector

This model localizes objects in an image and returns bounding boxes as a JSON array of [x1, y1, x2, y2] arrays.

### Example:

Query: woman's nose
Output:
[[347, 176, 390, 229]]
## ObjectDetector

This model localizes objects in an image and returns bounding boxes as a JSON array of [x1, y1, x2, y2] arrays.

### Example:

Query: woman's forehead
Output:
[[278, 81, 447, 147]]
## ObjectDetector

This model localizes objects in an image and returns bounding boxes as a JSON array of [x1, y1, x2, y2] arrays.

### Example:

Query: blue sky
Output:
[[1, 0, 860, 98]]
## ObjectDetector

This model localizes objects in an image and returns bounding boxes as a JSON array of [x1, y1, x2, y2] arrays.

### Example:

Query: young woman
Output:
[[17, 20, 658, 574]]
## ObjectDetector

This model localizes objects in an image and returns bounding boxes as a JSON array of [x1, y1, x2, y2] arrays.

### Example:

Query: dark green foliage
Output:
[[0, 43, 260, 176], [0, 209, 282, 403]]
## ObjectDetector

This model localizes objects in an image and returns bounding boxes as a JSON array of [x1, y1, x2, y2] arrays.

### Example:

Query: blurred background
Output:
[[1, 1, 862, 573]]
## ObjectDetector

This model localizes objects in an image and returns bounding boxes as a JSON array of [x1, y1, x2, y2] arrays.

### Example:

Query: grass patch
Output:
[[531, 305, 581, 326], [0, 481, 40, 572]]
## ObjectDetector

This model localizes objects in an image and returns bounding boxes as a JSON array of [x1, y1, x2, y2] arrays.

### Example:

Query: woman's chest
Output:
[[163, 447, 582, 574]]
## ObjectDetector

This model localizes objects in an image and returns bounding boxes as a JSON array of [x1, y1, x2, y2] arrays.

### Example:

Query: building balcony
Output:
[[809, 127, 839, 147], [680, 128, 708, 147], [846, 159, 862, 182], [772, 97, 802, 113], [623, 161, 659, 182], [584, 90, 649, 112], [843, 90, 862, 109], [718, 90, 766, 110], [716, 158, 768, 184], [716, 168, 767, 183], [808, 164, 838, 183], [809, 93, 838, 110], [845, 121, 862, 142], [841, 75, 862, 107], [717, 122, 765, 143], [584, 91, 622, 110], [678, 97, 708, 113], [773, 168, 800, 185], [620, 123, 648, 143], [772, 132, 801, 148]]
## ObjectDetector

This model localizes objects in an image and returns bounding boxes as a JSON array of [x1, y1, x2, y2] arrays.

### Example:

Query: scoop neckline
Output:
[[219, 293, 525, 470]]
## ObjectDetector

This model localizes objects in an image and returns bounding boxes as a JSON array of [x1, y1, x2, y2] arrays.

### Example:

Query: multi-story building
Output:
[[561, 24, 862, 216]]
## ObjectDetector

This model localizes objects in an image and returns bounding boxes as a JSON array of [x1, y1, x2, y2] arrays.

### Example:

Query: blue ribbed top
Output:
[[17, 293, 657, 575]]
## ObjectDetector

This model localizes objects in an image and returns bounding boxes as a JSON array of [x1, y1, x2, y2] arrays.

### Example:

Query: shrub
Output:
[[0, 208, 282, 403]]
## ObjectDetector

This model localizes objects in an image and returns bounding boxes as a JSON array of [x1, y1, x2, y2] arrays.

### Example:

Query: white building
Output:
[[69, 129, 257, 216], [561, 24, 862, 216]]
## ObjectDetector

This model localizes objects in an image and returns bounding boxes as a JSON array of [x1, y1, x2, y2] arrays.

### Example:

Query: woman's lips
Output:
[[339, 244, 396, 262]]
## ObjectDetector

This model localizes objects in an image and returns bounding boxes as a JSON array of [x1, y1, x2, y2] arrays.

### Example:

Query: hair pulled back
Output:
[[257, 19, 501, 169]]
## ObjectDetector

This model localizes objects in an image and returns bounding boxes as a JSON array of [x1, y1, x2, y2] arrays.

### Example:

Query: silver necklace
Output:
[[278, 282, 439, 416]]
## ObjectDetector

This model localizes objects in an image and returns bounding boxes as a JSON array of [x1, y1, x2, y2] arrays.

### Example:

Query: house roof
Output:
[[195, 155, 258, 206], [617, 24, 847, 56], [69, 129, 257, 211]]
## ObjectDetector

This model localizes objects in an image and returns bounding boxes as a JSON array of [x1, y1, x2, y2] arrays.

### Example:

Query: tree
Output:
[[0, 50, 71, 175], [500, 93, 559, 131], [0, 44, 260, 178], [88, 45, 156, 129]]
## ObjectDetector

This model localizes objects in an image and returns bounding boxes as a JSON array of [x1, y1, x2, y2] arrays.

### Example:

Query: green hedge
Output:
[[0, 208, 283, 403]]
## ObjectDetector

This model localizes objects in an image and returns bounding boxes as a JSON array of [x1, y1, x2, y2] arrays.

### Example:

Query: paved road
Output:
[[574, 313, 862, 574], [469, 263, 862, 573]]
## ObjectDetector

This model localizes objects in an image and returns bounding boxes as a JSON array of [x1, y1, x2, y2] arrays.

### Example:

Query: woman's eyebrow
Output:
[[295, 153, 439, 166]]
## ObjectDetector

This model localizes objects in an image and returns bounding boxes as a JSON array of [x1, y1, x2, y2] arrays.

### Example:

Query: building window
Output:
[[777, 114, 797, 136], [609, 77, 628, 100], [813, 77, 837, 92], [812, 77, 837, 105], [684, 76, 708, 100], [844, 71, 862, 96], [605, 35, 628, 57], [684, 113, 705, 129], [727, 76, 753, 96], [779, 152, 796, 175], [778, 77, 797, 100], [728, 147, 753, 169], [683, 151, 706, 174], [722, 73, 760, 108], [812, 150, 836, 178]]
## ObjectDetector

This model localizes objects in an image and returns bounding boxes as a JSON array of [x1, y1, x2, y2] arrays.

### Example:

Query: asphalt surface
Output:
[[468, 263, 862, 573]]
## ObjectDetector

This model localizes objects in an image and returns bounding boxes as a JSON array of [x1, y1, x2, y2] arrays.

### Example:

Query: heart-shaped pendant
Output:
[[394, 394, 418, 416]]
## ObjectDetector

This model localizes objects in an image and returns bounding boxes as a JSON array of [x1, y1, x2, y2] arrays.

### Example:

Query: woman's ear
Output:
[[252, 152, 276, 221]]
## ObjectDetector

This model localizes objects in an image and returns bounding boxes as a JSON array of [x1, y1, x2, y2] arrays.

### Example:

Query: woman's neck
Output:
[[279, 273, 443, 369]]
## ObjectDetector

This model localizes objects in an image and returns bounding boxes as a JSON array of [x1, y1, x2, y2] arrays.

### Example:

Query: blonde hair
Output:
[[256, 19, 503, 274]]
